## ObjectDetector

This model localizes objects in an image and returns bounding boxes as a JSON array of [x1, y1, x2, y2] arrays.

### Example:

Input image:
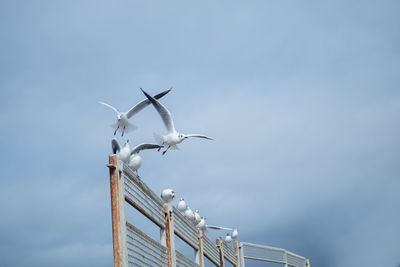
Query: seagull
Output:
[[225, 233, 232, 243], [112, 138, 131, 162], [100, 88, 171, 136], [196, 217, 207, 231], [184, 207, 195, 221], [161, 189, 175, 203], [112, 139, 161, 174], [194, 210, 201, 225], [231, 228, 238, 239], [140, 88, 214, 155], [177, 198, 187, 212]]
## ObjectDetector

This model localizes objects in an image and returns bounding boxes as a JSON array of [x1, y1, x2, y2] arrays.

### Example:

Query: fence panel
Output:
[[173, 208, 199, 250], [176, 250, 200, 267], [126, 223, 168, 267], [287, 251, 307, 267], [222, 241, 236, 265], [202, 235, 220, 266]]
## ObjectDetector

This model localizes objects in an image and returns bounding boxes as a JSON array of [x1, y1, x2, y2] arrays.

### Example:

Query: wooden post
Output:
[[108, 154, 122, 267], [195, 229, 204, 267], [234, 241, 240, 267], [216, 238, 224, 267], [164, 204, 176, 267]]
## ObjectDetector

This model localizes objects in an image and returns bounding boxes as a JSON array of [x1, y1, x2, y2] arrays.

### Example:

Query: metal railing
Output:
[[239, 242, 310, 267], [107, 155, 240, 267]]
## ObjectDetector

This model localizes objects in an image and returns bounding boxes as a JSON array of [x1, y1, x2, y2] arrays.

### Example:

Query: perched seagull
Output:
[[231, 228, 239, 239], [225, 233, 232, 243], [161, 189, 175, 203], [194, 210, 201, 225], [100, 88, 171, 136], [177, 198, 187, 212], [112, 139, 161, 174], [184, 207, 195, 221], [140, 88, 214, 155], [112, 138, 131, 163], [196, 217, 207, 231]]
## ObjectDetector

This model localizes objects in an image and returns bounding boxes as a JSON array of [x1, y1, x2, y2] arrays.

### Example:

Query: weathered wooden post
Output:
[[216, 238, 224, 267], [164, 204, 176, 267], [195, 229, 204, 267], [107, 155, 128, 267]]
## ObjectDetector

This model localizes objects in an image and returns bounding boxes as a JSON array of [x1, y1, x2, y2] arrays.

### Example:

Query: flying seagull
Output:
[[206, 225, 239, 239], [100, 88, 171, 136], [111, 139, 161, 174], [140, 88, 214, 155]]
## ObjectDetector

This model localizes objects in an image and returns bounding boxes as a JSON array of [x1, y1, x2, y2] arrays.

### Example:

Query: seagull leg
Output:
[[162, 146, 170, 155], [121, 126, 126, 137], [114, 125, 120, 135], [158, 142, 164, 152]]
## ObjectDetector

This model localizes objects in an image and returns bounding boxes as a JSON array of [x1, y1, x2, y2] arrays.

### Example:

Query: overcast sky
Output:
[[1, 1, 399, 267]]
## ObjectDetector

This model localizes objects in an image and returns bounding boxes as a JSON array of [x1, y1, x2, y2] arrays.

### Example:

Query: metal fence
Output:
[[239, 242, 310, 267], [107, 155, 239, 267]]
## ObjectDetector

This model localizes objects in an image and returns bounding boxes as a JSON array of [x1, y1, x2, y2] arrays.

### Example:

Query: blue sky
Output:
[[0, 1, 399, 266]]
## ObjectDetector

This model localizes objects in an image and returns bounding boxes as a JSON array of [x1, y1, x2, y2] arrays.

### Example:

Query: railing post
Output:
[[238, 243, 245, 267], [306, 259, 311, 267], [164, 204, 176, 267], [216, 238, 224, 267], [195, 229, 204, 267], [234, 241, 240, 267], [107, 155, 128, 267], [283, 250, 288, 267]]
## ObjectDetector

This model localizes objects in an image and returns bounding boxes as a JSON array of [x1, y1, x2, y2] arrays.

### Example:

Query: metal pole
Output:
[[216, 238, 224, 267], [107, 154, 123, 267], [195, 229, 204, 267], [234, 241, 240, 267], [239, 243, 245, 267]]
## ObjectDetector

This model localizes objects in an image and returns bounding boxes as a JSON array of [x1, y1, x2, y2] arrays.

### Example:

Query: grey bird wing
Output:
[[140, 88, 175, 133], [185, 134, 214, 140], [126, 88, 172, 118], [99, 102, 119, 114], [206, 225, 233, 230], [131, 143, 161, 155], [111, 138, 120, 154]]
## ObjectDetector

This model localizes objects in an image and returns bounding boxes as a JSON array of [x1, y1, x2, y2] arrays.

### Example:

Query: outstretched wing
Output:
[[111, 138, 120, 154], [131, 143, 161, 155], [206, 225, 233, 231], [99, 102, 119, 114], [185, 134, 214, 140], [126, 88, 172, 118], [141, 88, 175, 133]]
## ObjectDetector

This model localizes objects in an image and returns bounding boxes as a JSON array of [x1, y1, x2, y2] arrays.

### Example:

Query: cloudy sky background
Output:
[[1, 1, 399, 266]]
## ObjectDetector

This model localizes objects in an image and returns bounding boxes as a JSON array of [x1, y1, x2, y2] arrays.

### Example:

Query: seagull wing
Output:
[[99, 102, 119, 114], [111, 138, 120, 154], [126, 88, 172, 118], [131, 143, 161, 155], [184, 134, 214, 140], [206, 225, 233, 231], [141, 88, 175, 133]]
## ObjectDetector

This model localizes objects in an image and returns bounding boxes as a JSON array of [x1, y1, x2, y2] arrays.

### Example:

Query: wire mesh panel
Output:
[[126, 222, 168, 267], [176, 250, 200, 267], [241, 242, 285, 264], [202, 236, 220, 266], [123, 163, 165, 228], [287, 251, 307, 267], [173, 208, 199, 249], [222, 241, 236, 265]]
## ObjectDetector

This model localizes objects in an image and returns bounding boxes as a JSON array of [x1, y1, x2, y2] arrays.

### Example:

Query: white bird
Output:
[[196, 217, 207, 231], [177, 198, 187, 212], [225, 233, 232, 243], [231, 228, 239, 239], [194, 210, 201, 225], [161, 189, 175, 203], [112, 139, 131, 162], [100, 89, 171, 136], [128, 144, 162, 175], [112, 139, 161, 174], [140, 88, 214, 155], [184, 207, 195, 221]]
